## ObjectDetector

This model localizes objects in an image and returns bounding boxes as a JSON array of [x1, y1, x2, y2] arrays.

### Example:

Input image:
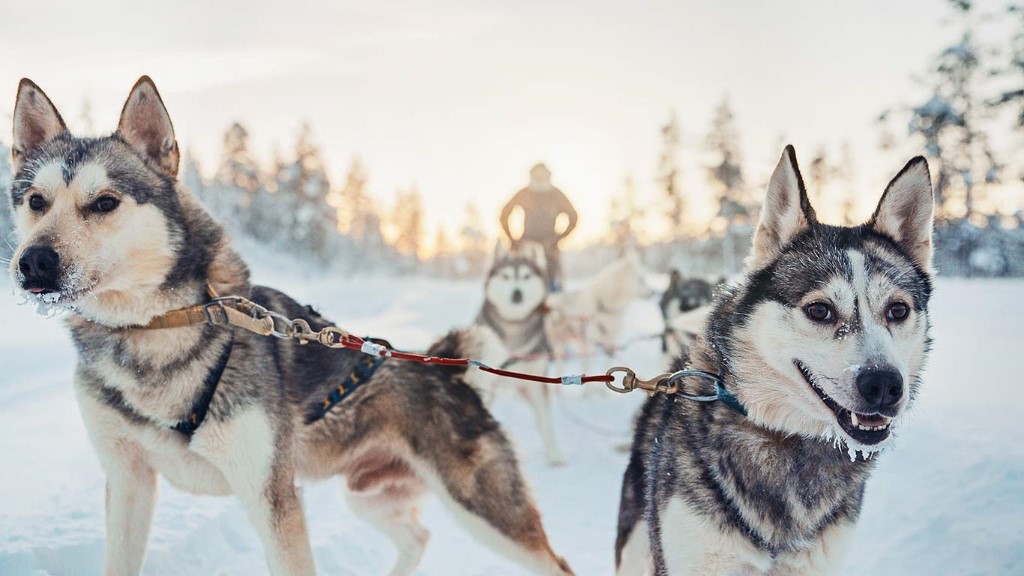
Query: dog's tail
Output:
[[426, 326, 511, 394]]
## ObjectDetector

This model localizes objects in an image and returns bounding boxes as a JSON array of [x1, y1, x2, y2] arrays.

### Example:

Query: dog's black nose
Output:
[[856, 368, 903, 408], [511, 289, 523, 304], [18, 246, 60, 289]]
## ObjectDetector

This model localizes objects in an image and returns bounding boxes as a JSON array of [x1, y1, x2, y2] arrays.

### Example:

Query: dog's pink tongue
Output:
[[28, 288, 48, 294]]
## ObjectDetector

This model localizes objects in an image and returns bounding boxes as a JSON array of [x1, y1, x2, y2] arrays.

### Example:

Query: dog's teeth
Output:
[[850, 413, 859, 427]]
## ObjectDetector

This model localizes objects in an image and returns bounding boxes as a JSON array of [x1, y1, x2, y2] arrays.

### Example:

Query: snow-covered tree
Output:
[[430, 226, 455, 276], [705, 98, 751, 272], [657, 113, 685, 240], [78, 96, 95, 136], [836, 141, 858, 225], [881, 0, 999, 220], [272, 123, 338, 262], [389, 185, 424, 260], [608, 174, 643, 254], [458, 202, 489, 277], [330, 157, 383, 242], [994, 3, 1024, 127], [706, 97, 749, 226], [210, 123, 261, 226]]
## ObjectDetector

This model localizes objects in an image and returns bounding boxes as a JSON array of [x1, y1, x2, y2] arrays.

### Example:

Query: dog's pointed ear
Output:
[[117, 76, 179, 176], [870, 157, 935, 272], [493, 240, 508, 260], [12, 79, 67, 172], [748, 145, 816, 270]]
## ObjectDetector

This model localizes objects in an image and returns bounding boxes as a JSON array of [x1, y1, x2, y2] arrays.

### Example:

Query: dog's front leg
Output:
[[103, 455, 158, 576], [76, 384, 159, 576], [193, 408, 316, 576], [769, 522, 853, 576]]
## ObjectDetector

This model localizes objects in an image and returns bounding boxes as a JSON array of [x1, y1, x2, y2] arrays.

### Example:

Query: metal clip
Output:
[[605, 367, 677, 396], [317, 326, 350, 348]]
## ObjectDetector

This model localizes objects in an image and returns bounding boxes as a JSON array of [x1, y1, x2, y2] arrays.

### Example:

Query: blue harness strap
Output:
[[305, 338, 390, 424], [714, 382, 748, 417]]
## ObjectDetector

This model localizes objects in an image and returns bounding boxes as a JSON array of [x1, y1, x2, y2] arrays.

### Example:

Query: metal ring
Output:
[[605, 367, 636, 394]]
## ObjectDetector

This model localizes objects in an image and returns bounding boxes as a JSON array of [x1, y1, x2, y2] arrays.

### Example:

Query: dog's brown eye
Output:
[[91, 196, 121, 214], [28, 194, 46, 212], [805, 302, 835, 323], [887, 301, 910, 322]]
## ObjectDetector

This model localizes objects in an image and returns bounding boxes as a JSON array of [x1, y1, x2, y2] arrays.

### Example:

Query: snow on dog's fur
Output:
[[616, 145, 935, 575], [7, 77, 574, 576]]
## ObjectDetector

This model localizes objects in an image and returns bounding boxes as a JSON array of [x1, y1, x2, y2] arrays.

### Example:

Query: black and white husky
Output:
[[472, 241, 565, 465], [616, 146, 935, 575], [7, 77, 574, 576]]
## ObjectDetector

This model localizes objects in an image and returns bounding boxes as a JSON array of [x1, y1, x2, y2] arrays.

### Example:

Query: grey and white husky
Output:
[[615, 146, 935, 575], [472, 241, 565, 466], [6, 77, 574, 576]]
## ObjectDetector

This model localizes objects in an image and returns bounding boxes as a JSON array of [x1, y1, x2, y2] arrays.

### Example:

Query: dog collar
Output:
[[668, 370, 748, 417]]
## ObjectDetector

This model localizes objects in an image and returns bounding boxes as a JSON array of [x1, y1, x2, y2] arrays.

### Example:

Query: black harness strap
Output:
[[172, 336, 234, 436]]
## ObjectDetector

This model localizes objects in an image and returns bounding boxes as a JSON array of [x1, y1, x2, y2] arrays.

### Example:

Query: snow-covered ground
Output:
[[1, 260, 1022, 575]]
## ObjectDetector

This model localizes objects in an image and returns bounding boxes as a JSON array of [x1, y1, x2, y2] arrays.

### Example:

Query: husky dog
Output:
[[473, 241, 564, 466], [7, 77, 574, 576], [615, 146, 934, 576], [658, 271, 720, 365], [547, 251, 653, 373]]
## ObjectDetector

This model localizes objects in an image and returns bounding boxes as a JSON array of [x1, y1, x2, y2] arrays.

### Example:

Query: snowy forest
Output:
[[2, 0, 1024, 278]]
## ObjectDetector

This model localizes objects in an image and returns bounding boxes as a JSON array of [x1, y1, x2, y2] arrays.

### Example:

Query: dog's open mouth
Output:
[[794, 359, 892, 445]]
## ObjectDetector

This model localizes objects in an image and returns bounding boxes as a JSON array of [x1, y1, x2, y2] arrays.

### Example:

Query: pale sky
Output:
[[2, 0, 1021, 246]]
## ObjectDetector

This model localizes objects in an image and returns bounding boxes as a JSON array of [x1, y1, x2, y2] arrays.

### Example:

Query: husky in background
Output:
[[472, 241, 564, 465], [547, 250, 654, 373], [616, 146, 935, 575], [658, 270, 720, 365], [7, 77, 574, 576]]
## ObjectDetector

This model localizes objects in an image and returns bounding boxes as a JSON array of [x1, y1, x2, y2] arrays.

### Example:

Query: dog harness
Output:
[[305, 339, 391, 425], [172, 336, 234, 436]]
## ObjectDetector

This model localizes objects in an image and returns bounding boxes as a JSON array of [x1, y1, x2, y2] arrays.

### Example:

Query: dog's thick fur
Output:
[[546, 251, 653, 373], [7, 77, 574, 576], [615, 146, 935, 575], [472, 241, 564, 466]]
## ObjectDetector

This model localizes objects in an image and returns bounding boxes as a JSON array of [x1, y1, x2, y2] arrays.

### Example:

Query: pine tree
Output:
[[657, 113, 685, 240], [390, 185, 424, 260], [705, 98, 749, 273], [274, 123, 337, 262], [609, 174, 643, 253], [431, 226, 454, 276], [330, 156, 383, 244], [706, 97, 748, 227], [213, 123, 261, 227], [883, 0, 998, 220], [458, 202, 489, 276], [79, 96, 95, 136], [836, 141, 858, 226]]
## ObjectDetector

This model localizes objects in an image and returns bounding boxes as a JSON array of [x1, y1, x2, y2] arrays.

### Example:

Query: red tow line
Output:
[[335, 333, 615, 386]]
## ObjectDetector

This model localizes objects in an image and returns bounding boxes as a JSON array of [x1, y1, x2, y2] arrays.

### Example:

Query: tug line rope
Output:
[[134, 291, 732, 402]]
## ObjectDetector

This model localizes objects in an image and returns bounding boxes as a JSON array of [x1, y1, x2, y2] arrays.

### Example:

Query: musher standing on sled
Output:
[[500, 163, 579, 292]]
